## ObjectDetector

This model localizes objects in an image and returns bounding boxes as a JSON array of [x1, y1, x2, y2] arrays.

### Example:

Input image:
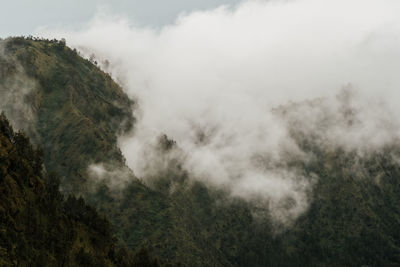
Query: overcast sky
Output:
[[0, 0, 241, 38]]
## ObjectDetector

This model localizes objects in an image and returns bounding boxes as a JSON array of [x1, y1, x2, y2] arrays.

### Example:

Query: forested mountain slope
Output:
[[1, 37, 133, 194], [2, 37, 400, 266], [0, 113, 142, 266]]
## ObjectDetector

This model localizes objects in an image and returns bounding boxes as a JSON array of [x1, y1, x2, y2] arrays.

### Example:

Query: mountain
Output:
[[2, 37, 400, 266]]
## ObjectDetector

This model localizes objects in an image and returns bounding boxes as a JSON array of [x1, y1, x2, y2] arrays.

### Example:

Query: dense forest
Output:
[[0, 113, 162, 266], [2, 37, 400, 266]]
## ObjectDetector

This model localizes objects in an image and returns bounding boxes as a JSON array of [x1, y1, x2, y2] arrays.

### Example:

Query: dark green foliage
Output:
[[0, 38, 168, 266], [0, 114, 113, 265], [132, 248, 161, 267], [8, 113, 165, 266], [0, 113, 166, 266]]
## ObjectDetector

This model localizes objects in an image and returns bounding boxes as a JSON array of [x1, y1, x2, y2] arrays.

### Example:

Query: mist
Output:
[[38, 0, 400, 224], [0, 41, 37, 135]]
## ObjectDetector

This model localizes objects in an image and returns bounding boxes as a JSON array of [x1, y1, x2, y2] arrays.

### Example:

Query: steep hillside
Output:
[[1, 37, 134, 193], [0, 113, 139, 266], [2, 37, 400, 266], [0, 37, 169, 266], [0, 37, 201, 266]]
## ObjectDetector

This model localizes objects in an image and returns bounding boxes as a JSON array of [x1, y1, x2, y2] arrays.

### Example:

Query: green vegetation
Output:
[[2, 36, 134, 194], [0, 113, 158, 266], [2, 37, 400, 266]]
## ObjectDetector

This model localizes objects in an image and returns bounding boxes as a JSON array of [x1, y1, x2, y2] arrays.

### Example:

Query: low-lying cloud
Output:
[[0, 41, 38, 136], [39, 0, 400, 224]]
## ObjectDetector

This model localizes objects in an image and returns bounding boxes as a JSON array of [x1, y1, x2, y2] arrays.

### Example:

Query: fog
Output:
[[39, 0, 400, 224], [0, 41, 37, 135]]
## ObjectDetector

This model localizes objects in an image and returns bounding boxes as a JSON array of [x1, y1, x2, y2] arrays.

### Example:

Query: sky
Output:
[[0, 0, 240, 37]]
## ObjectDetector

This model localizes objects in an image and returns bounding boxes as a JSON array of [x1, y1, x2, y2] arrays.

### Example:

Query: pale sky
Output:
[[0, 0, 241, 38]]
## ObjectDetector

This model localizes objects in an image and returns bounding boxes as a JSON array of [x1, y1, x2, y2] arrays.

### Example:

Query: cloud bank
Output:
[[38, 0, 400, 224]]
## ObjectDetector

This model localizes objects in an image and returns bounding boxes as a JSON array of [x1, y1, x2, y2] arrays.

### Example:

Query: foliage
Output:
[[0, 113, 136, 266]]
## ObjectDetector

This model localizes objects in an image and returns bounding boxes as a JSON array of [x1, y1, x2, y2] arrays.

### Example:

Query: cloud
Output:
[[38, 0, 400, 224], [0, 40, 38, 136], [87, 163, 134, 191]]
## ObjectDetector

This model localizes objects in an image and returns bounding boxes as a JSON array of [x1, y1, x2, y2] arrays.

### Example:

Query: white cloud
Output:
[[38, 0, 400, 224]]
